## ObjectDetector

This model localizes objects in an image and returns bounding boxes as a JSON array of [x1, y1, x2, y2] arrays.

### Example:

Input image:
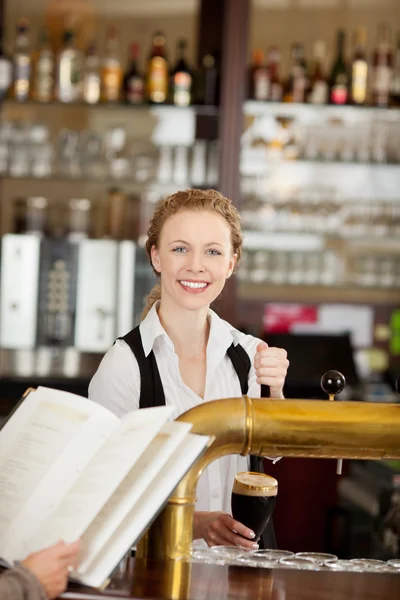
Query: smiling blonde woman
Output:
[[89, 188, 289, 549]]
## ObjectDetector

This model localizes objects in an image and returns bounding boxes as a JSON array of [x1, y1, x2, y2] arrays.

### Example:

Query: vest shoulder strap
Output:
[[118, 326, 166, 409]]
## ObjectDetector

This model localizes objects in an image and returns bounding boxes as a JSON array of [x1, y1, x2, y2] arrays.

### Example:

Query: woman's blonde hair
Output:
[[141, 188, 243, 319]]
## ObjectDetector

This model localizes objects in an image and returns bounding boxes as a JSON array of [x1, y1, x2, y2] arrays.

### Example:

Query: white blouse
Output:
[[88, 303, 277, 544]]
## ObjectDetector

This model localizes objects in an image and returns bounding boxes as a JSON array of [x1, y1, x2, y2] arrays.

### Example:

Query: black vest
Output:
[[119, 325, 276, 549]]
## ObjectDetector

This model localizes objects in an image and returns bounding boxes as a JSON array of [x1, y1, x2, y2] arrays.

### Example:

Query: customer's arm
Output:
[[0, 564, 47, 600], [0, 540, 80, 600]]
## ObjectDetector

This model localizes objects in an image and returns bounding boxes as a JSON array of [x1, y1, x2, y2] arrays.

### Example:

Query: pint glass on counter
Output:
[[231, 472, 278, 543]]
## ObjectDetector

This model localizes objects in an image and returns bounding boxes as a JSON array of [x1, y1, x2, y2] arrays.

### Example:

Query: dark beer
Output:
[[231, 472, 277, 542]]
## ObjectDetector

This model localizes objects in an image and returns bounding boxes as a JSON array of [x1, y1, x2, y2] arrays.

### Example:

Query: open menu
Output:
[[0, 387, 210, 588]]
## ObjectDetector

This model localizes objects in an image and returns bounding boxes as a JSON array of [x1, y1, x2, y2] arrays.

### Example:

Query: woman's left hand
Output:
[[254, 341, 289, 398]]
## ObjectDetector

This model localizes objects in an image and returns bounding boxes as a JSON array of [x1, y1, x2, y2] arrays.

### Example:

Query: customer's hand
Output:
[[254, 341, 289, 398], [22, 540, 80, 599], [193, 511, 259, 549]]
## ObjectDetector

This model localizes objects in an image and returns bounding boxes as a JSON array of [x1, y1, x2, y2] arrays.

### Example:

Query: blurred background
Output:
[[0, 0, 399, 563]]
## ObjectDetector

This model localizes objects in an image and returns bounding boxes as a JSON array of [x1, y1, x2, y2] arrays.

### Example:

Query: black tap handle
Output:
[[320, 370, 346, 399], [395, 377, 400, 394]]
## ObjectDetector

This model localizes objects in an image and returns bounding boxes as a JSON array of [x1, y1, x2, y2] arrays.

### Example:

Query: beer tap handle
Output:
[[395, 377, 400, 394], [320, 370, 346, 475]]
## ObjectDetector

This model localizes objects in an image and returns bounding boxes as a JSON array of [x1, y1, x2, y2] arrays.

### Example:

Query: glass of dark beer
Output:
[[231, 472, 278, 543]]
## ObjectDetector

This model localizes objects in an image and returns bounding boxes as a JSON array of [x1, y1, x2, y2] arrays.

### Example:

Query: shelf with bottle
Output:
[[0, 97, 220, 116], [237, 280, 400, 306], [242, 101, 400, 169], [240, 194, 400, 241], [238, 227, 400, 300], [0, 18, 220, 113], [0, 118, 219, 188], [247, 23, 400, 109]]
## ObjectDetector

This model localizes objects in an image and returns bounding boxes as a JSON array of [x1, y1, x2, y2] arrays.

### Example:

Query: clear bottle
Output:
[[56, 28, 83, 103], [350, 26, 368, 105], [147, 31, 168, 104], [123, 43, 144, 105], [33, 27, 54, 103], [172, 39, 192, 107], [101, 26, 123, 103], [329, 30, 349, 105], [372, 22, 393, 107], [83, 42, 100, 104], [267, 47, 283, 102], [0, 26, 12, 101], [13, 18, 31, 102], [249, 49, 270, 101], [308, 41, 328, 105], [284, 43, 308, 103]]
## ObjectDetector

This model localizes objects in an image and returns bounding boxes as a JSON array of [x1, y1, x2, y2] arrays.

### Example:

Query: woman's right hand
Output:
[[193, 511, 259, 549], [22, 540, 80, 599]]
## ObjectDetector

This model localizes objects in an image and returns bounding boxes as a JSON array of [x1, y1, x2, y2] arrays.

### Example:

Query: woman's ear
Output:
[[227, 253, 237, 278], [151, 245, 161, 273]]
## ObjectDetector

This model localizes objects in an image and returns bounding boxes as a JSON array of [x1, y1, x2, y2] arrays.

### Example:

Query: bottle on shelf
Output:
[[101, 25, 123, 103], [249, 49, 270, 101], [123, 43, 144, 105], [283, 43, 308, 103], [0, 26, 12, 101], [147, 31, 168, 104], [350, 26, 368, 105], [13, 18, 31, 102], [104, 187, 128, 240], [83, 42, 100, 104], [329, 30, 349, 105], [372, 22, 393, 107], [267, 47, 283, 102], [56, 26, 84, 103], [172, 39, 192, 107], [307, 40, 328, 105], [194, 52, 219, 105], [390, 32, 400, 106], [33, 27, 54, 103]]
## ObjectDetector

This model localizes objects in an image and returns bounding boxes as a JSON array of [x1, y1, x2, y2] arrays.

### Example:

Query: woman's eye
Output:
[[172, 247, 187, 253], [207, 249, 221, 256]]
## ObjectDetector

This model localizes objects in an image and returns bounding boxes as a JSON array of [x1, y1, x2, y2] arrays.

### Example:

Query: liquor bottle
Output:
[[101, 26, 123, 103], [0, 27, 12, 101], [104, 187, 127, 240], [307, 40, 328, 104], [123, 43, 144, 105], [249, 49, 269, 100], [350, 26, 368, 105], [329, 30, 349, 105], [33, 27, 54, 103], [83, 42, 100, 104], [56, 27, 83, 103], [172, 39, 192, 107], [147, 31, 168, 104], [372, 22, 393, 107], [283, 43, 307, 103], [390, 32, 400, 106], [13, 18, 31, 102], [193, 52, 219, 105], [267, 47, 283, 102]]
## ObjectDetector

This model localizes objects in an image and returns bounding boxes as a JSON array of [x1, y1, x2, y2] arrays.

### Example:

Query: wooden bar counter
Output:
[[62, 559, 400, 600]]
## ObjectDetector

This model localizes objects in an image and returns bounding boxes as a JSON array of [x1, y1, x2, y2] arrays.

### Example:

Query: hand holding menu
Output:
[[0, 387, 210, 588]]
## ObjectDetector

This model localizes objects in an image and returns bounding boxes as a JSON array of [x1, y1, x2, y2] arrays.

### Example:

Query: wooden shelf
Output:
[[238, 282, 400, 305]]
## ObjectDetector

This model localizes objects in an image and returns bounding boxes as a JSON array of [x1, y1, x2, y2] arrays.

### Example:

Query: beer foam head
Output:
[[233, 472, 278, 497]]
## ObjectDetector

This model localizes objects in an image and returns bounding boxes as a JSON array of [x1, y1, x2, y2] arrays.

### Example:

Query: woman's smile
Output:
[[178, 280, 211, 293]]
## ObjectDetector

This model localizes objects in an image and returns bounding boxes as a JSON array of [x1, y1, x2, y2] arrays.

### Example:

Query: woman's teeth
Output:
[[180, 281, 208, 289]]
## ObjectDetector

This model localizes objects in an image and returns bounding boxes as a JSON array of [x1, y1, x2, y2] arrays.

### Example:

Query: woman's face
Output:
[[151, 209, 237, 312]]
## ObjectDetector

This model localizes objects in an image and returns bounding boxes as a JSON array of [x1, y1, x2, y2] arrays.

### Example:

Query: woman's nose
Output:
[[186, 253, 205, 273]]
